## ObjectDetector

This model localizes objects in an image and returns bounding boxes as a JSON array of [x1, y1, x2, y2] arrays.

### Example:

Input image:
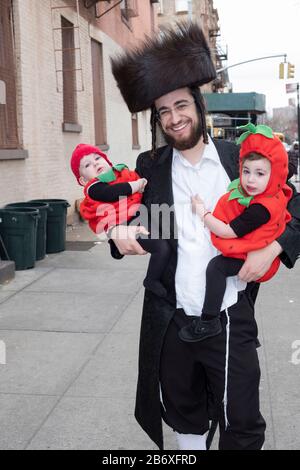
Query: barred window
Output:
[[91, 39, 107, 147], [61, 16, 78, 125], [175, 0, 189, 13], [0, 0, 19, 149], [158, 0, 164, 14]]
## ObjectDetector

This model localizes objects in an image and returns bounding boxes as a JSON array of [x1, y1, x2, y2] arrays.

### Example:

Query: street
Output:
[[0, 219, 299, 450]]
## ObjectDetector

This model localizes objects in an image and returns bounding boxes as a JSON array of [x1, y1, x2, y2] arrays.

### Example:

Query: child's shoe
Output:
[[179, 317, 222, 342]]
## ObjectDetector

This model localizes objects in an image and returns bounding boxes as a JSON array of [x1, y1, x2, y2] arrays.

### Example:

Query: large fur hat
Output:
[[111, 22, 216, 113]]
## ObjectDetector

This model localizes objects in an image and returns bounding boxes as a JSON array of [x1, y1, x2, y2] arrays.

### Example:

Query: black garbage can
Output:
[[0, 207, 39, 270], [5, 202, 49, 261], [29, 199, 70, 254]]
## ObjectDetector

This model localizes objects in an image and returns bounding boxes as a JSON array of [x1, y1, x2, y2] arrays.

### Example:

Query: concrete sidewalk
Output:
[[0, 222, 299, 450]]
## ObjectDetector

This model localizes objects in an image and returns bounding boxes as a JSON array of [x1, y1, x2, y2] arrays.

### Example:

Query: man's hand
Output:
[[110, 225, 149, 255], [238, 240, 283, 282], [191, 194, 206, 219]]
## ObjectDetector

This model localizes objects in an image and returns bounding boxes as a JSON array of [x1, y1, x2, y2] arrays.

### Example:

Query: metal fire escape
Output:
[[84, 0, 138, 20], [209, 28, 229, 91], [50, 0, 84, 92], [50, 0, 140, 92]]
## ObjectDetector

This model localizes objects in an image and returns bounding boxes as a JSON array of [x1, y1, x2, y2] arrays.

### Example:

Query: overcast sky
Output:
[[213, 0, 300, 114]]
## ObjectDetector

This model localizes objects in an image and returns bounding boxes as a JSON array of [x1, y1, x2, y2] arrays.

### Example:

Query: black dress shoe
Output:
[[179, 317, 222, 343]]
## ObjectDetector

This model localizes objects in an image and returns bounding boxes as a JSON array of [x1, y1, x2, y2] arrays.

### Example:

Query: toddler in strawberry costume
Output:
[[179, 124, 292, 342], [71, 144, 171, 297]]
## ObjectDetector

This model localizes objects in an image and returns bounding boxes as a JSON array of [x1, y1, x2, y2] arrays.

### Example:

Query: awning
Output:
[[203, 92, 266, 115]]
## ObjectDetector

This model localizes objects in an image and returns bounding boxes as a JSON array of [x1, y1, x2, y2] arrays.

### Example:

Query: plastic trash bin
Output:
[[29, 199, 70, 253], [5, 202, 49, 261], [0, 207, 39, 270]]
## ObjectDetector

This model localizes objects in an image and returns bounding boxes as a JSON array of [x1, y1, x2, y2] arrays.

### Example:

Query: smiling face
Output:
[[154, 87, 203, 151], [241, 155, 271, 196], [78, 153, 111, 185]]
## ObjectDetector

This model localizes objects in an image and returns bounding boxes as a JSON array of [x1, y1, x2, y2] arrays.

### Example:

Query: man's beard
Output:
[[161, 119, 203, 151]]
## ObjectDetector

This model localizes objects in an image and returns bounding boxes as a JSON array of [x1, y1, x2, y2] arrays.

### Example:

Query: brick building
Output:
[[157, 0, 228, 92], [0, 0, 158, 217], [0, 0, 226, 220]]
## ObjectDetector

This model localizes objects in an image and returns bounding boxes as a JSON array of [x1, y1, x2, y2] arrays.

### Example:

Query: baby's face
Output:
[[241, 157, 271, 196], [79, 153, 111, 185]]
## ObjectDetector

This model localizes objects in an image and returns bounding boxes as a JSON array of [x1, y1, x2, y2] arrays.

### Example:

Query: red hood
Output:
[[239, 133, 289, 197]]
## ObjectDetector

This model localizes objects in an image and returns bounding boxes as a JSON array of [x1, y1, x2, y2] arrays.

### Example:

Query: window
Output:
[[61, 16, 78, 126], [175, 0, 189, 13], [131, 113, 140, 149], [0, 0, 19, 149], [158, 0, 164, 14], [91, 39, 107, 148]]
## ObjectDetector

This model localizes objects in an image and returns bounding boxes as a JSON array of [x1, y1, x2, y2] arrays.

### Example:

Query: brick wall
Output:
[[0, 0, 154, 221]]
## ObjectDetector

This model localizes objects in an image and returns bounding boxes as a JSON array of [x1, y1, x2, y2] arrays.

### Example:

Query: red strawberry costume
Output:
[[179, 124, 294, 345], [211, 124, 292, 282], [80, 163, 142, 234], [70, 143, 171, 299]]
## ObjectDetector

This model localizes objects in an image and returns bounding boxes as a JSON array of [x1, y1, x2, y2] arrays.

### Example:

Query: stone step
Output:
[[0, 260, 15, 284]]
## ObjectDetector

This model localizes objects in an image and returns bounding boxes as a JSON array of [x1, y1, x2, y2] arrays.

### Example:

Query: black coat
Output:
[[110, 139, 300, 450]]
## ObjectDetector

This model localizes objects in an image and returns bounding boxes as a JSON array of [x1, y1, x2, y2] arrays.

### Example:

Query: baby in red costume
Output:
[[71, 144, 171, 297], [179, 124, 292, 343]]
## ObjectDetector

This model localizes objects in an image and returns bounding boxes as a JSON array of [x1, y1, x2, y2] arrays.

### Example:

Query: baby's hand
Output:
[[138, 178, 147, 193], [191, 194, 206, 219], [129, 178, 148, 194]]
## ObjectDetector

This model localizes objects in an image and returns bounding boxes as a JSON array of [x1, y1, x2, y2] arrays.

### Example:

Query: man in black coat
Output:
[[288, 141, 299, 175], [109, 23, 300, 450]]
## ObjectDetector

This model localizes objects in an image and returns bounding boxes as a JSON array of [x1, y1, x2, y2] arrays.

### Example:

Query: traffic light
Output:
[[287, 62, 295, 79], [279, 62, 285, 79]]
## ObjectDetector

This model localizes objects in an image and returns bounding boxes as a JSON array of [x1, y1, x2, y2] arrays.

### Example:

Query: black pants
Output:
[[159, 292, 266, 450], [137, 237, 171, 283], [202, 255, 244, 317]]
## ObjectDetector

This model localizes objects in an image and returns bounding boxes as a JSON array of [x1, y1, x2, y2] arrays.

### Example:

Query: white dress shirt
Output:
[[172, 137, 246, 316]]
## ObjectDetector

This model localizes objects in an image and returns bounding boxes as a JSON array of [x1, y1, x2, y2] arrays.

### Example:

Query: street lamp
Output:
[[217, 54, 287, 74]]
